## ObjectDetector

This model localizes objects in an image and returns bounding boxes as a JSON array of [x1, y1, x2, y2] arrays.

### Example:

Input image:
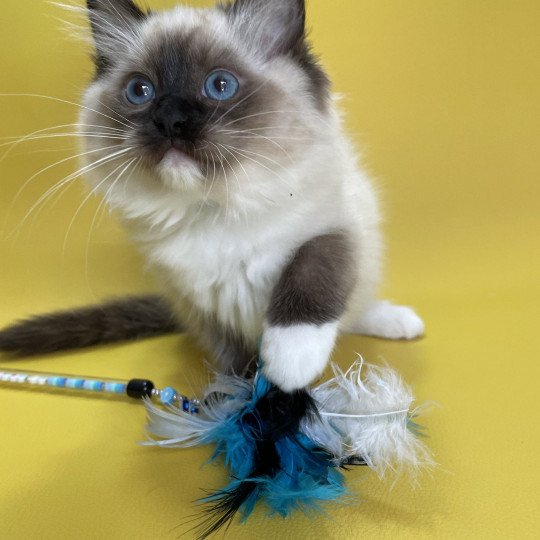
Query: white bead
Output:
[[28, 375, 47, 385]]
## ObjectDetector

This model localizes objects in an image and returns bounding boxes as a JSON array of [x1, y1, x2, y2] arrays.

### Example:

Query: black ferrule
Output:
[[126, 379, 155, 399]]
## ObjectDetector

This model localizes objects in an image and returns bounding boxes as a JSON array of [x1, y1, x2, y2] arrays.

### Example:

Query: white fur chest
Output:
[[138, 213, 297, 340]]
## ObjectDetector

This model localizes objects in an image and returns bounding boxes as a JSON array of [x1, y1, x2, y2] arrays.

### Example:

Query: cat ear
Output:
[[223, 0, 306, 58], [86, 0, 147, 72]]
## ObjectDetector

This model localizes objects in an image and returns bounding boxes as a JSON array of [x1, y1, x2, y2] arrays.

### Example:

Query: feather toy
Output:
[[144, 358, 433, 537], [0, 359, 432, 539]]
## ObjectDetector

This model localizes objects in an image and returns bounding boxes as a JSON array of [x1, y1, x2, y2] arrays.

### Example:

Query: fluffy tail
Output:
[[0, 295, 180, 356]]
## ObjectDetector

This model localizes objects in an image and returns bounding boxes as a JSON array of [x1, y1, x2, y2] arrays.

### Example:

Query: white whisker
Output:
[[213, 82, 266, 126], [220, 142, 296, 194], [6, 143, 128, 227], [218, 129, 293, 162], [12, 146, 134, 237], [204, 147, 218, 207], [95, 97, 136, 128], [192, 150, 213, 222], [120, 156, 142, 201], [0, 94, 135, 130], [204, 95, 222, 127], [220, 110, 300, 129], [63, 157, 133, 255], [85, 157, 137, 287], [209, 142, 230, 220], [0, 123, 126, 142], [220, 142, 290, 175], [0, 133, 128, 149], [0, 122, 127, 164], [218, 144, 251, 223], [220, 130, 311, 143], [219, 125, 306, 133]]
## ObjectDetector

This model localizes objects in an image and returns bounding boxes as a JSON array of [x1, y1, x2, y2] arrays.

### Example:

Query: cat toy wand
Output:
[[1, 360, 433, 538], [0, 366, 200, 412]]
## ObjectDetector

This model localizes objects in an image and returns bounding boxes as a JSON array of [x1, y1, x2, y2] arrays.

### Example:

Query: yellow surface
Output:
[[0, 1, 539, 538]]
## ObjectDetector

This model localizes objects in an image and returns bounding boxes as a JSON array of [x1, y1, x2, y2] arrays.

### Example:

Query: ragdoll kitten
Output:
[[0, 0, 424, 392]]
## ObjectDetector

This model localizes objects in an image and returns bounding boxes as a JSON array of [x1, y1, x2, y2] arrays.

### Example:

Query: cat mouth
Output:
[[160, 146, 198, 167], [155, 140, 201, 167]]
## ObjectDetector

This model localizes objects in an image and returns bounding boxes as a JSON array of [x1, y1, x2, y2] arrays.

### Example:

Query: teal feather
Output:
[[197, 371, 347, 538]]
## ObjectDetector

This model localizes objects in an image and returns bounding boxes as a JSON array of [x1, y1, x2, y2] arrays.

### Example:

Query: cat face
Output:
[[81, 0, 330, 208]]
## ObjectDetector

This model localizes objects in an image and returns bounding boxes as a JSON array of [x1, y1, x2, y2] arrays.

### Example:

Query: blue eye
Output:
[[204, 70, 239, 101], [125, 77, 155, 105]]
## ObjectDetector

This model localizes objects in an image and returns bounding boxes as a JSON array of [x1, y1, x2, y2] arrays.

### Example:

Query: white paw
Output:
[[353, 300, 425, 340], [261, 322, 339, 392]]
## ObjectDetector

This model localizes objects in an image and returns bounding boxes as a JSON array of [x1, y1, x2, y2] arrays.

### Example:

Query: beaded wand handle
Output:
[[0, 367, 199, 413]]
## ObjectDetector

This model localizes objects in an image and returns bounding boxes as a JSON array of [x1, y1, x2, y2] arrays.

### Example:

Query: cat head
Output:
[[81, 0, 332, 218]]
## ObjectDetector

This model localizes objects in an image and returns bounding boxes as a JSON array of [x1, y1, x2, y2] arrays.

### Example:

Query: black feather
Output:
[[194, 386, 320, 538], [195, 481, 260, 539], [340, 456, 368, 469]]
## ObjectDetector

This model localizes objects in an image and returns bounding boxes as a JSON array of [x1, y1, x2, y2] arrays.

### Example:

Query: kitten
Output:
[[0, 0, 424, 392]]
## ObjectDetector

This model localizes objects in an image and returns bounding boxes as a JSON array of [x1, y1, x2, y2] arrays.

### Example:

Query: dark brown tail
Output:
[[0, 295, 180, 357]]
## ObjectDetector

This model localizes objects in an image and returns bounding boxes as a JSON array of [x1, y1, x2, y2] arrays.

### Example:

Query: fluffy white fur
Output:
[[261, 322, 339, 392], [79, 3, 424, 389]]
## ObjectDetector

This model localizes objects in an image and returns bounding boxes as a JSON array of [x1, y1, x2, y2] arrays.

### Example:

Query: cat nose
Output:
[[152, 105, 188, 139], [152, 95, 203, 141]]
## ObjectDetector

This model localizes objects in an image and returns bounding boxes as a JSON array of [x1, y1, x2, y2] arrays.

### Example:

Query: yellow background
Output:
[[1, 1, 539, 538]]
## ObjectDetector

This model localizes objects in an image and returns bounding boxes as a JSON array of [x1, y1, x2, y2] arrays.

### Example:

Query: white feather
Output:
[[304, 358, 435, 478], [142, 373, 251, 448]]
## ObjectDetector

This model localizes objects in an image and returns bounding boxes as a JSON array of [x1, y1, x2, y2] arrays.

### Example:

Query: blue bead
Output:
[[83, 380, 104, 392], [48, 377, 67, 387], [66, 378, 85, 389], [104, 383, 127, 394], [182, 398, 190, 412], [160, 387, 177, 406]]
